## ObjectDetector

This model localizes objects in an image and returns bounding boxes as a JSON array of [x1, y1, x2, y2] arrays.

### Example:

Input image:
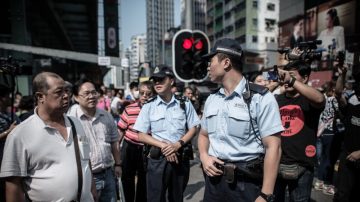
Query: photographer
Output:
[[273, 56, 325, 201]]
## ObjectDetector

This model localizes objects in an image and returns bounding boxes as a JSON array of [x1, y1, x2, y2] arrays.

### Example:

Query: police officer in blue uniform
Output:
[[133, 66, 200, 202], [199, 38, 284, 202]]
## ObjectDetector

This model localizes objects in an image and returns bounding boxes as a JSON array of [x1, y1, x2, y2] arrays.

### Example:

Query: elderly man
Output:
[[0, 72, 95, 202]]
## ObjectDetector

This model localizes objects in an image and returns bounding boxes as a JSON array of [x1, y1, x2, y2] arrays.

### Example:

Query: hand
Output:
[[9, 121, 17, 131], [165, 153, 179, 164], [91, 179, 98, 202], [255, 196, 267, 202], [336, 63, 348, 76], [277, 68, 292, 85], [286, 47, 304, 60], [200, 154, 224, 177], [114, 165, 122, 178], [161, 142, 181, 156], [346, 150, 360, 162]]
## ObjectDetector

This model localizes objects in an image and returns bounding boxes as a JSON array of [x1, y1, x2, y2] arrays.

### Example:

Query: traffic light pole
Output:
[[185, 0, 193, 30], [184, 0, 193, 87]]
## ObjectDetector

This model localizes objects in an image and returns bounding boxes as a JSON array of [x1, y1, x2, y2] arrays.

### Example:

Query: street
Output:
[[184, 158, 333, 202]]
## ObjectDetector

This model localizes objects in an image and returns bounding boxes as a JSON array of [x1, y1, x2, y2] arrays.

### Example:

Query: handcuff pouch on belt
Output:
[[215, 163, 236, 183], [217, 155, 264, 183]]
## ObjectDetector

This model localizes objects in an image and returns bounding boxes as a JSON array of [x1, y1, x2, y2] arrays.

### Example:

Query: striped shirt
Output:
[[118, 102, 143, 145], [67, 105, 119, 173]]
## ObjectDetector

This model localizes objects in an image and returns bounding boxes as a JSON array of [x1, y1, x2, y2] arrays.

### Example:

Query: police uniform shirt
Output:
[[201, 78, 284, 162], [133, 95, 200, 143]]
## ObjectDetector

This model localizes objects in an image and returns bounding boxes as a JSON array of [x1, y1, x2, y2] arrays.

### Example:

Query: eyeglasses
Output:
[[78, 90, 98, 98], [139, 91, 153, 97]]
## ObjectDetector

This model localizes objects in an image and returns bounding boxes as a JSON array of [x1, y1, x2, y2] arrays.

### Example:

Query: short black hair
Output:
[[284, 60, 311, 78], [249, 71, 263, 83], [73, 79, 96, 96], [129, 81, 139, 90], [216, 53, 243, 72]]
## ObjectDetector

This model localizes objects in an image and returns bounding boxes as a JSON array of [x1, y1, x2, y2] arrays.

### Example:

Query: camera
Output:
[[263, 66, 279, 81], [278, 40, 323, 62]]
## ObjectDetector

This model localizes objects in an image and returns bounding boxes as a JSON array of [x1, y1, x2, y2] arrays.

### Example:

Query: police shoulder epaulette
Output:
[[175, 94, 189, 102], [144, 96, 157, 104], [249, 83, 268, 95]]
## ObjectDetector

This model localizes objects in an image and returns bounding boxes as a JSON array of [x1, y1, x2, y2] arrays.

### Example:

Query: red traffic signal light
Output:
[[194, 40, 203, 50], [182, 38, 193, 50], [172, 29, 210, 83]]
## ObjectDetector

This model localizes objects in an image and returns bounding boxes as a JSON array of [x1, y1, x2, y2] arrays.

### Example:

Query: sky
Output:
[[121, 0, 181, 48]]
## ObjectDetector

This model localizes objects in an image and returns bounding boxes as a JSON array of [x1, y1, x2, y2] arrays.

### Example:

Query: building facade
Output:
[[129, 34, 147, 82], [206, 0, 279, 71], [146, 0, 175, 67], [181, 0, 207, 31]]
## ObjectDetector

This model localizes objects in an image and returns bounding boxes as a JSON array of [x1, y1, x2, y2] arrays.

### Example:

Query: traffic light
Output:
[[172, 29, 210, 83]]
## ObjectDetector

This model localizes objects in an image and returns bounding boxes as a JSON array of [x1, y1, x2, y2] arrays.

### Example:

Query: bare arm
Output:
[[292, 79, 325, 108], [0, 122, 17, 140], [198, 128, 223, 177], [335, 65, 348, 107], [5, 177, 25, 202], [278, 68, 325, 108], [111, 141, 122, 177], [89, 161, 98, 202], [260, 134, 281, 195], [162, 126, 197, 156], [138, 132, 167, 148]]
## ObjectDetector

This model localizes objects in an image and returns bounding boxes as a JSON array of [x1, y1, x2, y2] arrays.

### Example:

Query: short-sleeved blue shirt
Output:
[[201, 78, 283, 161], [134, 95, 200, 143]]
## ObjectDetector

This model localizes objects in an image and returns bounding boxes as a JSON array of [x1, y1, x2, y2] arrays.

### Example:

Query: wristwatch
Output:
[[259, 192, 275, 202]]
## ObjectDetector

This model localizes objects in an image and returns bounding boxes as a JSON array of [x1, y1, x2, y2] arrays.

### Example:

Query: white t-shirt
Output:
[[317, 26, 345, 53], [110, 96, 121, 114], [0, 111, 94, 202]]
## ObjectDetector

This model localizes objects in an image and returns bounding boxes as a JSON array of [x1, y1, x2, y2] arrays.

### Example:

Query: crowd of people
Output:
[[0, 37, 359, 202]]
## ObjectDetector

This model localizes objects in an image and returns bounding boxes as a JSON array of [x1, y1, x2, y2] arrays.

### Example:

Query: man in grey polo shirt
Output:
[[0, 72, 95, 202], [68, 79, 121, 202]]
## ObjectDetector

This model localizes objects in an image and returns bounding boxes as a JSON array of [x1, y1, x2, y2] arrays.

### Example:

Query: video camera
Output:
[[278, 40, 323, 62]]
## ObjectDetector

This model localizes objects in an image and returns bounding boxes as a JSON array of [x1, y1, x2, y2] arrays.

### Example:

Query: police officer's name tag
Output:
[[78, 136, 90, 160], [234, 103, 247, 109]]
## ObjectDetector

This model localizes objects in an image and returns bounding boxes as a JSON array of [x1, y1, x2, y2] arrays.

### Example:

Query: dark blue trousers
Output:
[[146, 156, 190, 202], [203, 173, 261, 202]]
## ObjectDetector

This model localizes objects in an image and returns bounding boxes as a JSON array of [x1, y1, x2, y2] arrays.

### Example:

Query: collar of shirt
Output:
[[155, 94, 178, 106], [33, 107, 72, 143], [76, 105, 105, 120], [218, 77, 247, 99], [33, 107, 69, 129]]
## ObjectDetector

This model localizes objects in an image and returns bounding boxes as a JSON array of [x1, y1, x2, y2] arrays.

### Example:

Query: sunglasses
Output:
[[139, 91, 153, 97], [152, 77, 167, 83]]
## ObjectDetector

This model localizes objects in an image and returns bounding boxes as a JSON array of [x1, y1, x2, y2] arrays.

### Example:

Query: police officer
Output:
[[199, 38, 283, 202], [133, 66, 200, 202]]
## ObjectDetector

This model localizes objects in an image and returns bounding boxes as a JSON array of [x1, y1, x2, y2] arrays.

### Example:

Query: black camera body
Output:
[[278, 40, 322, 62]]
